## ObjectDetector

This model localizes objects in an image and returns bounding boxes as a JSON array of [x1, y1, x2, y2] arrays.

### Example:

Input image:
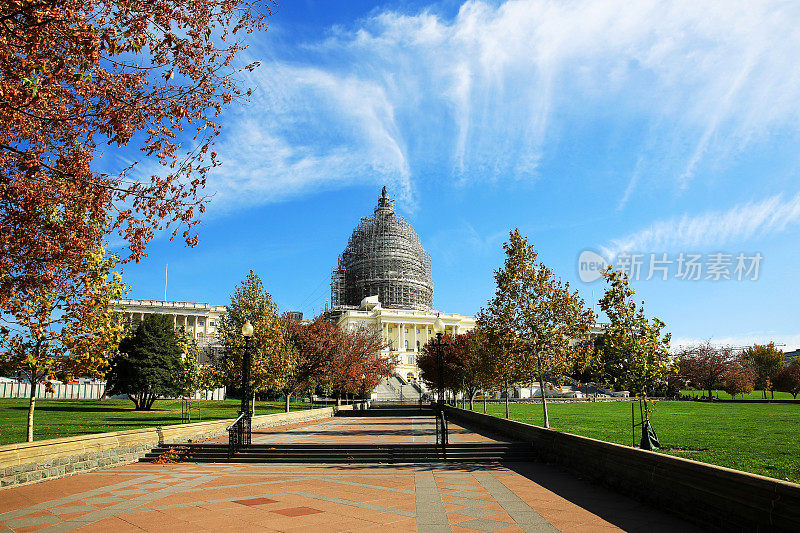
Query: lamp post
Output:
[[433, 317, 446, 407], [432, 317, 448, 448], [240, 320, 254, 418], [229, 319, 254, 458]]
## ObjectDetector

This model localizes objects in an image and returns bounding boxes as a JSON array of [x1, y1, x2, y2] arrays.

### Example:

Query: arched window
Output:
[[407, 372, 415, 382]]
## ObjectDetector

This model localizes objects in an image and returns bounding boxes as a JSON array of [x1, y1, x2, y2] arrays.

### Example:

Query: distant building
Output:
[[785, 349, 800, 366], [333, 296, 476, 384], [326, 188, 479, 387], [109, 299, 226, 355]]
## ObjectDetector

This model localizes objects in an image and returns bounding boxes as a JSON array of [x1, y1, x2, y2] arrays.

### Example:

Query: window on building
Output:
[[405, 328, 408, 334], [407, 372, 415, 382], [407, 356, 414, 365], [405, 340, 409, 350], [416, 341, 420, 351], [209, 320, 215, 326], [388, 327, 393, 333]]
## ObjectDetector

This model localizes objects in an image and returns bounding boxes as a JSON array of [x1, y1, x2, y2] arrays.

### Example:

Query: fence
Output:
[[0, 382, 226, 401]]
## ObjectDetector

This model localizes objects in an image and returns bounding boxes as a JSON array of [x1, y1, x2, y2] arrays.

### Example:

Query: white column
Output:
[[399, 323, 405, 353], [413, 324, 418, 352]]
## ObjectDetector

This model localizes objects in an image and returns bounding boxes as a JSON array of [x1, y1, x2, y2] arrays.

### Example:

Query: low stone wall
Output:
[[446, 406, 800, 532], [0, 405, 355, 489]]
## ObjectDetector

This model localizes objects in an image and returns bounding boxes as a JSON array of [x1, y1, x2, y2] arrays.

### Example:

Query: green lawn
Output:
[[680, 389, 796, 400], [468, 401, 800, 483], [0, 398, 323, 445]]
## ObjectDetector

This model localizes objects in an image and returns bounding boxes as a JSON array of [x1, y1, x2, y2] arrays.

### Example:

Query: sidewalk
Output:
[[0, 415, 699, 532]]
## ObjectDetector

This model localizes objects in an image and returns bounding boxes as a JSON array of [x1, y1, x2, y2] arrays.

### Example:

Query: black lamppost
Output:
[[432, 317, 447, 406], [228, 319, 254, 458], [432, 317, 449, 448], [240, 319, 254, 418]]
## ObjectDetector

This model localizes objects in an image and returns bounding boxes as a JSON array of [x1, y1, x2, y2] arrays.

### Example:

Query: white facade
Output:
[[109, 299, 227, 346], [334, 296, 476, 385]]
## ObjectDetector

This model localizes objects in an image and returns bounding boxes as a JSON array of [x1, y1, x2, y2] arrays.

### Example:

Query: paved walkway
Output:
[[203, 416, 503, 444], [0, 416, 699, 532]]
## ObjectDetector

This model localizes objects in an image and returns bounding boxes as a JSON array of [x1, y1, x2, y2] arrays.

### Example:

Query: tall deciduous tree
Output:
[[217, 270, 294, 395], [743, 343, 784, 398], [326, 324, 392, 404], [678, 342, 736, 399], [480, 229, 594, 427], [597, 268, 671, 398], [106, 313, 184, 409], [773, 361, 800, 399], [1, 241, 127, 439], [282, 315, 339, 413], [722, 355, 755, 399], [0, 0, 275, 311]]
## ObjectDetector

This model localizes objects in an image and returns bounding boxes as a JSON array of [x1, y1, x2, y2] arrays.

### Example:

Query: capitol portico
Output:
[[334, 295, 475, 384]]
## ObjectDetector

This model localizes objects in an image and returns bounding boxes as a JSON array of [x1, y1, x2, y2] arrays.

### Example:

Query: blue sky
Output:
[[113, 0, 800, 351]]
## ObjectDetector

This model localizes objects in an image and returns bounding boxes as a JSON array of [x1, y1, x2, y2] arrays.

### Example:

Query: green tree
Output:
[[217, 271, 295, 398], [597, 268, 672, 398], [479, 229, 594, 427], [743, 343, 784, 398], [106, 314, 185, 410]]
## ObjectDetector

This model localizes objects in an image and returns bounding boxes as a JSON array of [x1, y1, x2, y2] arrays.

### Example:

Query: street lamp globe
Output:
[[242, 320, 254, 337], [433, 317, 445, 335]]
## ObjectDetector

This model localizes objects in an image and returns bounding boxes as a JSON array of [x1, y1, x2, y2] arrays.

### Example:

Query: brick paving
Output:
[[0, 415, 700, 532]]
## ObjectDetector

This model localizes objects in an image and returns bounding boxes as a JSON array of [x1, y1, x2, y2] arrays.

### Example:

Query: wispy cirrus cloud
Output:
[[602, 192, 800, 258], [201, 0, 800, 211]]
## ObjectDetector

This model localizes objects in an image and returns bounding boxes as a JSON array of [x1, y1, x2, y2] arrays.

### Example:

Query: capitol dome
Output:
[[331, 187, 433, 311]]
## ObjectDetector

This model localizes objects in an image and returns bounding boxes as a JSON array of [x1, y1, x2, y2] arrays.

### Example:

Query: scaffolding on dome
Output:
[[331, 187, 434, 311]]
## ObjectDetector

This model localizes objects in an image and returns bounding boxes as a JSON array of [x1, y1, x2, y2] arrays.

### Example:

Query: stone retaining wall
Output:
[[445, 406, 800, 532], [0, 405, 359, 489]]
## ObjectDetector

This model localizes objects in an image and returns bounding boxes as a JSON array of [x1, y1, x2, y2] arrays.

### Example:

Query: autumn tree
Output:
[[216, 271, 295, 398], [106, 313, 184, 409], [418, 334, 458, 397], [773, 361, 800, 399], [743, 343, 784, 398], [479, 229, 594, 427], [282, 315, 340, 413], [678, 342, 736, 399], [61, 244, 129, 380], [597, 268, 671, 398], [0, 291, 64, 441], [721, 355, 755, 398], [326, 324, 392, 404], [0, 0, 275, 312]]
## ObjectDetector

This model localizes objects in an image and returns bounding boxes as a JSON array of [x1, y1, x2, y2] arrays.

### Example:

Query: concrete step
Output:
[[141, 442, 533, 464]]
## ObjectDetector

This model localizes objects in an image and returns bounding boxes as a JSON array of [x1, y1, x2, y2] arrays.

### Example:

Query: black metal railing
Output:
[[227, 413, 251, 459]]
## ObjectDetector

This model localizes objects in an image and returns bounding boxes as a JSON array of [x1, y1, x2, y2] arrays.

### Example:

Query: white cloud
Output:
[[671, 333, 800, 353], [203, 0, 800, 210], [603, 192, 800, 258]]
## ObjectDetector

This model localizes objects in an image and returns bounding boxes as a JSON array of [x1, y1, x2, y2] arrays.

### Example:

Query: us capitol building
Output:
[[111, 187, 475, 390]]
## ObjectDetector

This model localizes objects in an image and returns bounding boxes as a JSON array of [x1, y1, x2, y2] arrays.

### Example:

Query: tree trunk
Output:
[[27, 378, 36, 442], [336, 393, 341, 406], [539, 376, 549, 428], [469, 391, 475, 410], [707, 387, 712, 399], [483, 391, 487, 413], [504, 382, 509, 419], [285, 392, 291, 413]]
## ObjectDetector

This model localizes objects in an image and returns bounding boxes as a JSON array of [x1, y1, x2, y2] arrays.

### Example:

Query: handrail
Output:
[[226, 412, 246, 431]]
